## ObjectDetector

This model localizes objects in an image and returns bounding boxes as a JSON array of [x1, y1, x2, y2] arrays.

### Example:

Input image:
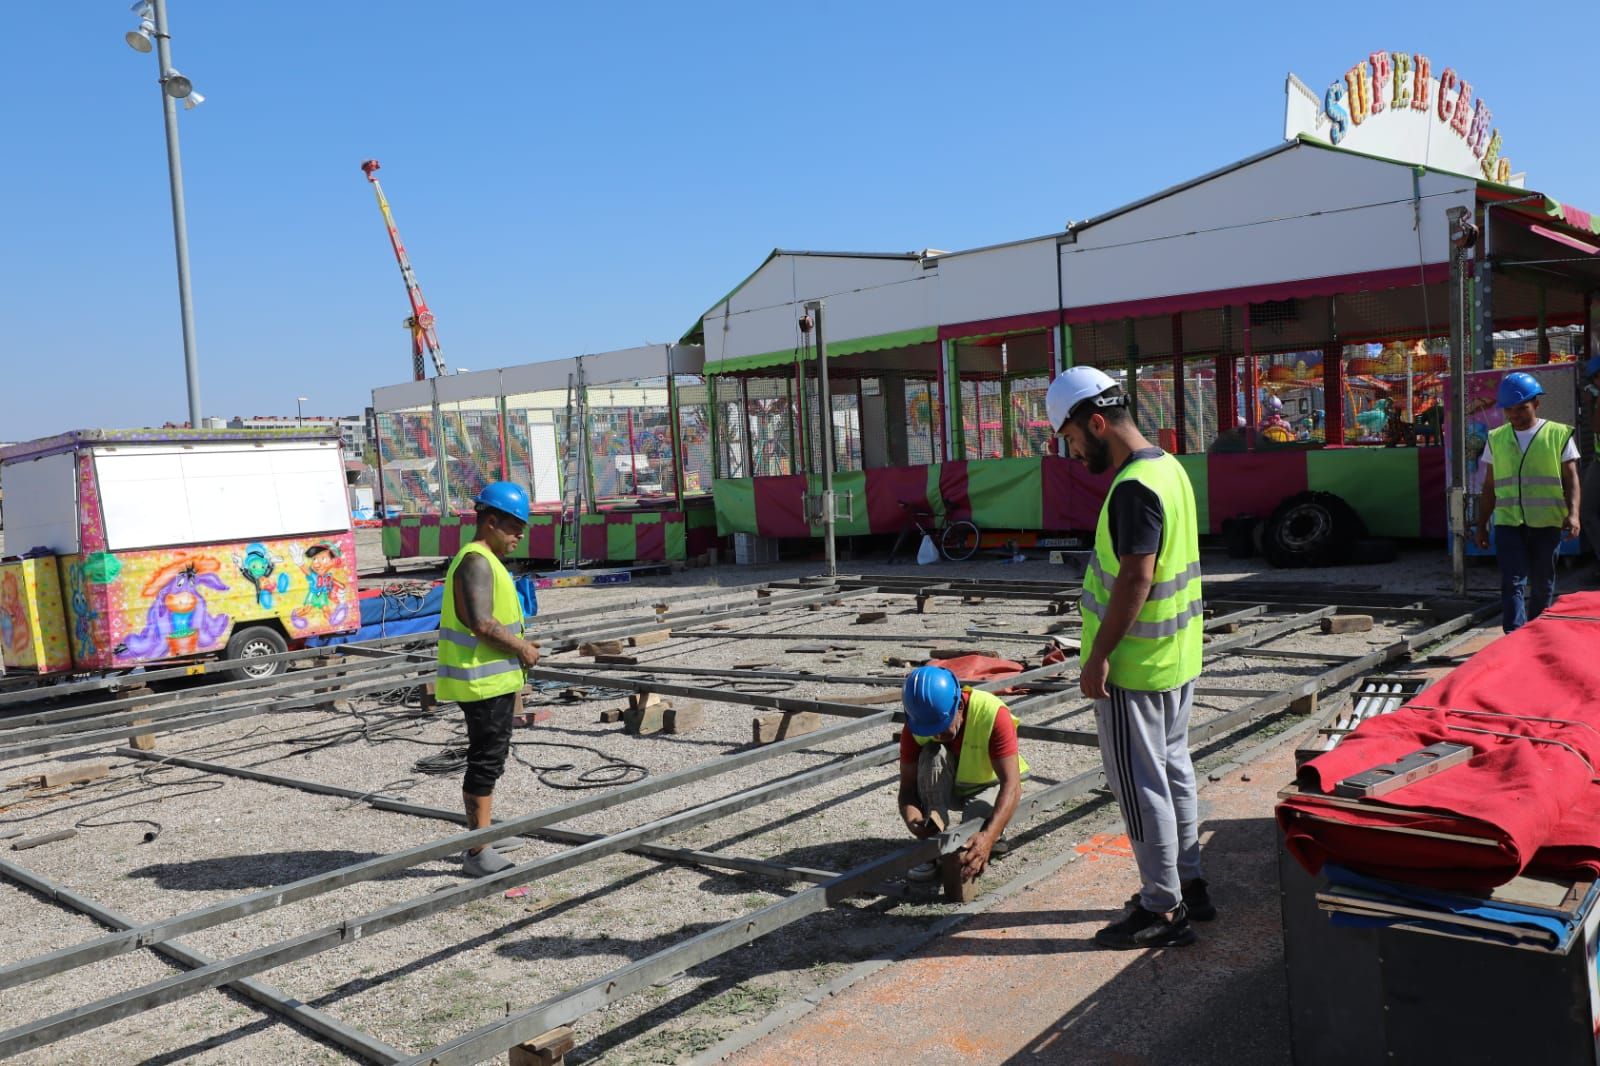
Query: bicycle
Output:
[[888, 498, 981, 563]]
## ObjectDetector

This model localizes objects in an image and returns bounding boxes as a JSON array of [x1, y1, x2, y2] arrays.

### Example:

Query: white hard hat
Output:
[[1046, 366, 1124, 432]]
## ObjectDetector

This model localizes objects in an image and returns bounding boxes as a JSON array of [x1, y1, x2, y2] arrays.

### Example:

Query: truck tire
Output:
[[224, 626, 288, 683], [1263, 491, 1366, 569]]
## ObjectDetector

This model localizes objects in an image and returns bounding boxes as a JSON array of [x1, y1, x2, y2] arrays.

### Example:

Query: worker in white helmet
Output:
[[1044, 366, 1213, 949]]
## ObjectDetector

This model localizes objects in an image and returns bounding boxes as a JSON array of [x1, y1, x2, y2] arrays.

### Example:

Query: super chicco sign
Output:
[[1286, 52, 1516, 185]]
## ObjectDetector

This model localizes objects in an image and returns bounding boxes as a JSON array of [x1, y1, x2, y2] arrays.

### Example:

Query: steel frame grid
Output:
[[0, 576, 1495, 1064]]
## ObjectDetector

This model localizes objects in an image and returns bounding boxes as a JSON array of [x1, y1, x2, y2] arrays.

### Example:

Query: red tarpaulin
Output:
[[1278, 591, 1600, 891]]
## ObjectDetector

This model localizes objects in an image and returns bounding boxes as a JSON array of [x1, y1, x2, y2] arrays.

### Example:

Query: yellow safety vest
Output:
[[437, 542, 525, 703], [1081, 452, 1204, 692], [1488, 421, 1571, 529], [913, 688, 1029, 797]]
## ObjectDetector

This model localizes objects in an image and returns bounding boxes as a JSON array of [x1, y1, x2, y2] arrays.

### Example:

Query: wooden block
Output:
[[1213, 621, 1242, 634], [854, 611, 887, 625], [732, 660, 774, 670], [628, 629, 671, 647], [513, 708, 552, 729], [595, 653, 639, 666], [1289, 692, 1318, 716], [940, 851, 979, 902], [751, 711, 822, 744], [579, 640, 627, 658], [757, 588, 773, 599], [807, 603, 824, 612], [624, 703, 669, 735], [511, 1026, 576, 1066], [665, 702, 704, 734], [784, 644, 832, 654], [834, 691, 902, 705], [420, 680, 438, 712], [1320, 614, 1374, 635], [40, 764, 109, 789], [129, 717, 157, 752], [598, 708, 624, 724], [929, 647, 997, 661], [628, 691, 663, 712], [915, 595, 934, 614]]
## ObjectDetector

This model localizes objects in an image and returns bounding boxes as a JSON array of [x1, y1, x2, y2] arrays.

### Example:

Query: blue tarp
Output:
[[307, 577, 538, 648], [1324, 864, 1586, 951]]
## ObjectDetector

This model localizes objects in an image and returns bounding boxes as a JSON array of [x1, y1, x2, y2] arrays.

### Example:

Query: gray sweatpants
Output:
[[1093, 680, 1203, 912]]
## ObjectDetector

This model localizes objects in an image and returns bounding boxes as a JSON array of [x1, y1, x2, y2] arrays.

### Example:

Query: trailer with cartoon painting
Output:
[[0, 427, 358, 683]]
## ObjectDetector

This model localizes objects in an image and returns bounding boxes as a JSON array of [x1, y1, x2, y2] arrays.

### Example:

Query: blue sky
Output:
[[2, 2, 1595, 440]]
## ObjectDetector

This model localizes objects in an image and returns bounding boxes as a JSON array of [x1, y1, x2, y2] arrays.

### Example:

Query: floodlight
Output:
[[163, 70, 193, 98], [125, 18, 155, 53]]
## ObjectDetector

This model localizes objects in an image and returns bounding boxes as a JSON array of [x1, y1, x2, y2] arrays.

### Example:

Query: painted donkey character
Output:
[[121, 555, 232, 659]]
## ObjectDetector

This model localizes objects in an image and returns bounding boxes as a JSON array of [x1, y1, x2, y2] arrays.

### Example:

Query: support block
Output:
[[929, 647, 997, 661], [1289, 692, 1318, 716], [940, 851, 979, 902], [757, 588, 773, 599], [915, 595, 934, 614], [129, 717, 157, 752], [1320, 614, 1374, 635], [40, 764, 109, 789], [628, 629, 671, 648], [807, 603, 824, 612], [625, 704, 669, 735], [595, 653, 639, 666], [598, 708, 624, 724], [628, 692, 663, 712], [855, 611, 887, 625], [752, 711, 821, 744], [513, 708, 553, 729], [510, 1026, 576, 1066], [579, 640, 627, 658], [1213, 622, 1242, 634], [665, 702, 704, 734], [420, 680, 439, 713]]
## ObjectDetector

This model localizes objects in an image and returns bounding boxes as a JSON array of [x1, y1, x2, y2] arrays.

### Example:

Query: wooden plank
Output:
[[578, 640, 627, 657], [1321, 614, 1375, 635], [627, 629, 672, 648], [752, 711, 821, 744], [511, 1025, 576, 1066], [40, 764, 109, 789]]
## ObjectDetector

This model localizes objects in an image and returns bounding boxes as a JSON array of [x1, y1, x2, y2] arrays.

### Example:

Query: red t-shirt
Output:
[[899, 696, 1019, 765]]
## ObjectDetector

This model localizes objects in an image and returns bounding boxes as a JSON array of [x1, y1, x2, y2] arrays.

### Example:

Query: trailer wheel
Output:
[[224, 626, 287, 683], [1263, 491, 1366, 569]]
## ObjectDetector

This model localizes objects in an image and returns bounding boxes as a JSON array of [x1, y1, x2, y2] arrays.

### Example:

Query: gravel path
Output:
[[0, 545, 1488, 1064]]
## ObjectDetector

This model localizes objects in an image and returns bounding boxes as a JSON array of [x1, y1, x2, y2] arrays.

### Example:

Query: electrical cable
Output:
[[71, 762, 225, 844]]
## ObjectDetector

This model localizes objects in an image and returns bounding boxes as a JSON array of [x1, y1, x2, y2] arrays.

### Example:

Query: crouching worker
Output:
[[897, 665, 1026, 883], [437, 481, 543, 878]]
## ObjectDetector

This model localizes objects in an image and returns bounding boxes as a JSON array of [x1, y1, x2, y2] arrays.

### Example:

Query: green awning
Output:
[[705, 325, 939, 376]]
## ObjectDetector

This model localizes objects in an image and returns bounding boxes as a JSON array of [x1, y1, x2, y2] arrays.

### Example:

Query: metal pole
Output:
[[806, 300, 838, 578], [150, 0, 202, 428], [1447, 207, 1472, 597]]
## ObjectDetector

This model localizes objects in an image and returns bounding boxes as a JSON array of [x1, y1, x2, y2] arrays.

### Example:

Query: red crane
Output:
[[360, 159, 448, 380]]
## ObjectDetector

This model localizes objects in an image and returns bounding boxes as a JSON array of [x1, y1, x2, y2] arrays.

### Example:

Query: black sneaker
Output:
[[1094, 901, 1197, 950], [1182, 878, 1217, 922]]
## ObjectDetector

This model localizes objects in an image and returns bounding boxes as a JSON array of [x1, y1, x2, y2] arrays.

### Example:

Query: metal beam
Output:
[[0, 743, 902, 1057], [118, 748, 899, 895], [0, 857, 404, 1064], [0, 711, 893, 993], [393, 761, 1110, 1066]]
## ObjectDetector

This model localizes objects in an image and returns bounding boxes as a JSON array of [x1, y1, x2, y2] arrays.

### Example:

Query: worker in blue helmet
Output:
[[1474, 372, 1581, 632], [897, 665, 1027, 885], [437, 481, 542, 877], [1580, 356, 1600, 564]]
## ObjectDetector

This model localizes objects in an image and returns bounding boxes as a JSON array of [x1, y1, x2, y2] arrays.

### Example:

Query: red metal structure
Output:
[[360, 159, 448, 380]]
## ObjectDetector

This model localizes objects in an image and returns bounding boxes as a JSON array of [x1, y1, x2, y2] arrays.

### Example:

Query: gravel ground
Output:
[[0, 536, 1499, 1065]]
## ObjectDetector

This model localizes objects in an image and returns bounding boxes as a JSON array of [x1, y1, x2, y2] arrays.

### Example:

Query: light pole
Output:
[[127, 0, 205, 429], [296, 396, 308, 427]]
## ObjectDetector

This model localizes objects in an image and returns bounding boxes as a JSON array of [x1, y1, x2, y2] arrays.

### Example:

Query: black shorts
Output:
[[460, 691, 517, 795]]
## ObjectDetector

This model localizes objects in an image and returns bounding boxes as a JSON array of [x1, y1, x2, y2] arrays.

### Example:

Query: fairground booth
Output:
[[372, 343, 719, 566], [695, 55, 1599, 559]]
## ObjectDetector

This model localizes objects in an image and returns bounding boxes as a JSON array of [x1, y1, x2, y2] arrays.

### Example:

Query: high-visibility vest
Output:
[[1081, 452, 1204, 692], [913, 688, 1029, 797], [436, 541, 525, 704], [1488, 420, 1571, 528]]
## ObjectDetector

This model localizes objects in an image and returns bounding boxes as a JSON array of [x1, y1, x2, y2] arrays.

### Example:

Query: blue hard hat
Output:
[[903, 666, 961, 736], [1496, 371, 1544, 408], [1586, 355, 1600, 379], [473, 481, 530, 523]]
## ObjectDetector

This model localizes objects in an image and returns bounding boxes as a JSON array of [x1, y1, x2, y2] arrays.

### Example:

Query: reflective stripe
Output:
[[1079, 593, 1205, 638], [1086, 555, 1202, 601], [440, 627, 478, 649], [1511, 476, 1564, 488], [438, 660, 522, 682]]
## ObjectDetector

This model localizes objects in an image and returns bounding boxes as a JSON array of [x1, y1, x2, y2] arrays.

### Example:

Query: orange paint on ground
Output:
[[1073, 832, 1133, 860]]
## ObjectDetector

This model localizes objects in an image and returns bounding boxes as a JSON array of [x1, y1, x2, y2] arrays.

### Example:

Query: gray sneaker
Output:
[[492, 836, 528, 853], [462, 846, 514, 877]]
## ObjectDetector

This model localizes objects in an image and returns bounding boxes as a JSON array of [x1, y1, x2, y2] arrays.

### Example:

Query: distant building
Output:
[[226, 414, 370, 459]]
